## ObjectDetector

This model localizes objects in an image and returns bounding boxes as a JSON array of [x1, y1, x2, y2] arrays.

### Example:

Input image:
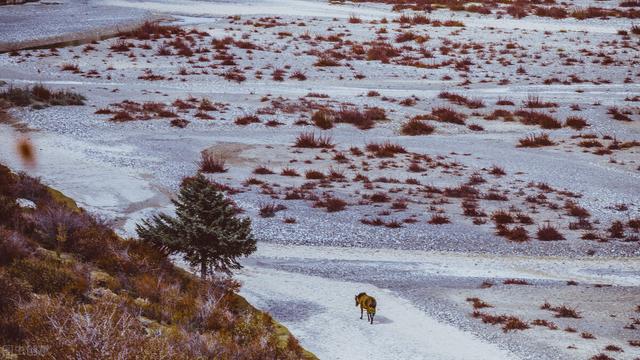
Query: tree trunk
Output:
[[200, 260, 207, 279]]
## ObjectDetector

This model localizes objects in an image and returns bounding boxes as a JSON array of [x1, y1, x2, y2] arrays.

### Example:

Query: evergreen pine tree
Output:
[[136, 173, 256, 278]]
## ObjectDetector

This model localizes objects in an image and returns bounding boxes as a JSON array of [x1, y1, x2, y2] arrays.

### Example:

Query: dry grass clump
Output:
[[438, 92, 484, 109], [536, 223, 565, 241], [515, 110, 562, 129], [120, 21, 183, 40], [305, 170, 325, 180], [431, 107, 466, 125], [590, 354, 614, 360], [544, 304, 581, 318], [365, 142, 407, 157], [253, 166, 274, 175], [564, 116, 589, 130], [401, 119, 435, 135], [335, 107, 386, 130], [314, 197, 348, 212], [366, 42, 400, 63], [564, 200, 590, 218], [348, 15, 362, 23], [259, 203, 286, 217], [466, 297, 492, 309], [314, 57, 340, 67], [608, 220, 626, 238], [518, 133, 555, 148], [444, 185, 478, 198], [280, 168, 300, 177], [199, 152, 227, 173], [524, 95, 558, 109], [395, 31, 428, 43], [0, 84, 85, 108], [488, 165, 506, 176], [608, 107, 633, 122], [235, 115, 261, 125], [428, 214, 450, 225], [312, 110, 333, 129], [603, 345, 622, 352], [503, 279, 529, 285], [294, 132, 334, 148], [531, 319, 558, 330], [491, 210, 514, 225], [369, 192, 391, 203], [496, 225, 530, 242], [471, 311, 529, 332]]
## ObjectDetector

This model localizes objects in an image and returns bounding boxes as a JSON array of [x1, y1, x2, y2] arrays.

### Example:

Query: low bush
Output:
[[491, 210, 514, 225], [280, 168, 300, 177], [515, 110, 561, 129], [253, 166, 274, 175], [314, 197, 347, 212], [466, 297, 492, 309], [294, 132, 334, 148], [496, 225, 530, 242], [9, 257, 89, 298], [401, 119, 434, 135], [199, 152, 227, 173], [259, 203, 286, 218], [438, 92, 484, 109], [431, 107, 466, 125], [369, 192, 391, 203], [548, 305, 581, 318], [305, 170, 325, 180], [536, 223, 565, 241], [0, 85, 85, 107], [518, 133, 555, 147], [235, 115, 261, 125], [428, 214, 450, 225], [312, 110, 333, 129], [365, 142, 407, 157], [564, 116, 589, 130]]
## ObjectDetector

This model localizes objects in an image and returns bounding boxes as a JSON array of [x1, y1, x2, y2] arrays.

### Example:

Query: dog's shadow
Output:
[[369, 315, 393, 325]]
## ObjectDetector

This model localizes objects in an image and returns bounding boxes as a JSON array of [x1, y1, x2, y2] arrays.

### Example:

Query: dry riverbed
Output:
[[1, 0, 639, 358]]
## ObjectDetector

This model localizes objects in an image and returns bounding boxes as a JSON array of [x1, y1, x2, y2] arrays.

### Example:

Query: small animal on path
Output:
[[355, 292, 377, 324]]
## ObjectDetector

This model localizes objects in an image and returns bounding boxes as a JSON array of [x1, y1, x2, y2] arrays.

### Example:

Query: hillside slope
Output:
[[0, 163, 316, 359]]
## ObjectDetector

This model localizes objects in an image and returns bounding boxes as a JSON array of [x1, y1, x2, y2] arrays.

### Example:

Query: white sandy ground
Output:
[[238, 264, 519, 360], [236, 243, 640, 360], [251, 243, 640, 287]]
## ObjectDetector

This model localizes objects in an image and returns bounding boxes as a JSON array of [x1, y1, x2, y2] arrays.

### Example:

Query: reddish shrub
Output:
[[369, 192, 391, 203], [431, 107, 466, 125], [565, 116, 589, 130], [315, 197, 347, 212], [259, 203, 286, 218], [280, 168, 299, 177], [365, 142, 407, 157], [235, 115, 260, 125], [199, 152, 227, 173], [294, 132, 334, 148], [401, 119, 434, 135], [305, 170, 325, 180], [428, 214, 450, 225], [536, 223, 565, 241], [518, 133, 555, 147], [503, 279, 529, 285]]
